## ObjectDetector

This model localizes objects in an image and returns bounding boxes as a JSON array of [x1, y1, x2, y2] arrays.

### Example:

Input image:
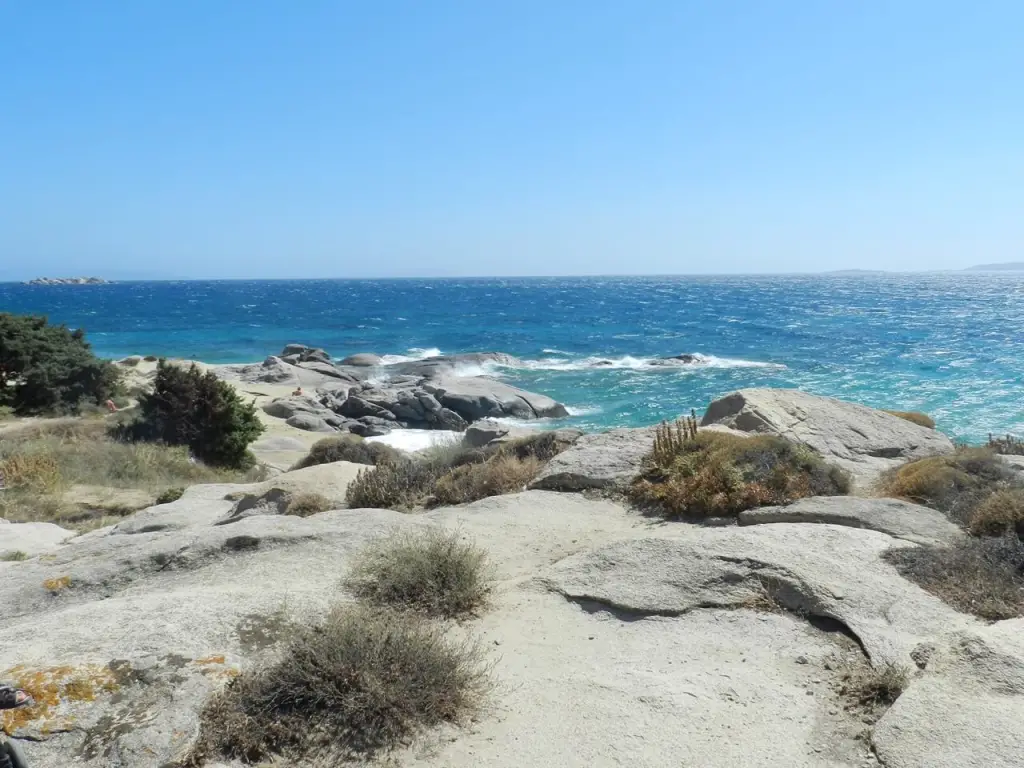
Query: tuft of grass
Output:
[[432, 455, 541, 507], [1, 551, 29, 562], [285, 492, 332, 517], [345, 528, 491, 619], [494, 430, 579, 463], [968, 488, 1024, 537], [883, 410, 936, 429], [884, 535, 1024, 620], [183, 605, 490, 765], [629, 431, 851, 519], [291, 434, 404, 470], [837, 661, 911, 711], [155, 487, 186, 505], [878, 447, 1020, 526]]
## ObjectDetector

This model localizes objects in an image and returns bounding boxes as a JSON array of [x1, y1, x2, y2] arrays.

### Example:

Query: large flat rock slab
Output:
[[873, 620, 1024, 768], [701, 388, 955, 487], [0, 520, 74, 558], [544, 524, 975, 667], [739, 496, 964, 545]]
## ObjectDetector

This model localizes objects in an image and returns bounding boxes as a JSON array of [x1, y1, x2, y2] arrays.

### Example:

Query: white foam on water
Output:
[[565, 405, 602, 416], [366, 429, 461, 453], [379, 347, 443, 365], [496, 353, 785, 372]]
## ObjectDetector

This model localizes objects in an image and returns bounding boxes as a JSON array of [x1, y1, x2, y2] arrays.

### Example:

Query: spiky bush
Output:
[[630, 431, 850, 519]]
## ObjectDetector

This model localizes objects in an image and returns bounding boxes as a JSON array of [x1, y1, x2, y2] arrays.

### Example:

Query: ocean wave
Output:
[[498, 353, 785, 372], [379, 347, 442, 364]]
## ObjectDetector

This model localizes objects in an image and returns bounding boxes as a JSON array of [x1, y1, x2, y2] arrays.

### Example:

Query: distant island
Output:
[[25, 276, 109, 285], [964, 262, 1024, 272]]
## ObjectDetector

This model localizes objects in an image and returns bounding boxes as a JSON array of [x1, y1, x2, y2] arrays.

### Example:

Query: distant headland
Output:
[[964, 262, 1024, 272], [25, 276, 109, 285]]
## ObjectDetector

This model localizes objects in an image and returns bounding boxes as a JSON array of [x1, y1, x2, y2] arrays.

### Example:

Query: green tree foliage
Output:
[[122, 361, 264, 468], [0, 313, 121, 415]]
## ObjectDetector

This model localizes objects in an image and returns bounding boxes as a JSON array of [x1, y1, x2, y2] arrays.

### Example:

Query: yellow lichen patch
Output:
[[42, 575, 71, 592], [194, 655, 226, 666], [1, 664, 120, 735]]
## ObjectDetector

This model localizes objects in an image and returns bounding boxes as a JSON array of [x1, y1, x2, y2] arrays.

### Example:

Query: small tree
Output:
[[123, 361, 264, 468], [0, 313, 121, 415]]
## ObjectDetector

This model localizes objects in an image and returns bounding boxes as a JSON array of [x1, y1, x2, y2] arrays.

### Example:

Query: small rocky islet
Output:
[[2, 346, 1023, 768]]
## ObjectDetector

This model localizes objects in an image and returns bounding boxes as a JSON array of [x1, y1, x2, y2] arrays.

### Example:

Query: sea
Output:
[[2, 274, 1022, 443]]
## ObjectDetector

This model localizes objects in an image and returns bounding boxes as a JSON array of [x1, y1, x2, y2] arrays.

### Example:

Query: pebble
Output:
[[796, 655, 809, 664]]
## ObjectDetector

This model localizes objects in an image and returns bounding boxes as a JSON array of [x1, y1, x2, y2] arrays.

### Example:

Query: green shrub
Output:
[[118, 361, 263, 469], [432, 454, 541, 506], [968, 488, 1024, 537], [345, 460, 437, 510], [629, 430, 850, 519], [0, 313, 121, 415], [345, 528, 491, 618], [155, 487, 185, 505], [291, 434, 402, 470], [494, 430, 579, 463], [1, 551, 29, 562], [883, 535, 1024, 620], [879, 448, 1019, 526], [883, 410, 936, 429], [285, 492, 332, 517], [184, 605, 490, 765]]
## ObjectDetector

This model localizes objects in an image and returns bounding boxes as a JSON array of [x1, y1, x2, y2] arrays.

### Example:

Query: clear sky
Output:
[[1, 1, 1021, 280]]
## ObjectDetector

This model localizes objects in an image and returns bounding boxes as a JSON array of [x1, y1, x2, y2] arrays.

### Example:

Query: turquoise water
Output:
[[2, 274, 1022, 441]]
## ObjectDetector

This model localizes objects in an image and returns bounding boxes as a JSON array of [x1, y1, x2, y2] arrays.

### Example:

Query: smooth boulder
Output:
[[701, 388, 955, 486], [530, 426, 656, 490], [0, 521, 75, 558], [738, 496, 964, 545]]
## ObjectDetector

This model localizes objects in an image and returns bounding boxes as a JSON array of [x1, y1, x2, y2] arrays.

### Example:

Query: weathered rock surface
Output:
[[701, 388, 955, 485], [545, 524, 976, 668], [0, 521, 74, 558], [530, 426, 657, 490], [219, 461, 365, 524], [1, 490, 1020, 767], [873, 620, 1024, 768], [739, 496, 964, 545], [425, 375, 568, 420], [284, 412, 336, 433], [338, 353, 382, 367]]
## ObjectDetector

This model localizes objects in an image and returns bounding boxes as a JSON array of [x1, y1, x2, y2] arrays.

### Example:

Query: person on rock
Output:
[[0, 686, 32, 768]]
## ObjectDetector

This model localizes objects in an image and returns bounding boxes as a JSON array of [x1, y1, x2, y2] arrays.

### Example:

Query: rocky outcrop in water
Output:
[[25, 277, 108, 285], [224, 347, 569, 436]]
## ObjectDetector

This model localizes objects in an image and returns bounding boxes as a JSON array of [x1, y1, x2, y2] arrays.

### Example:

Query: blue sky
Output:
[[1, 1, 1021, 279]]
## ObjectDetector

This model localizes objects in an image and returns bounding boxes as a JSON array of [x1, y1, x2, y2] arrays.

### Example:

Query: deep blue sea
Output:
[[2, 275, 1022, 442]]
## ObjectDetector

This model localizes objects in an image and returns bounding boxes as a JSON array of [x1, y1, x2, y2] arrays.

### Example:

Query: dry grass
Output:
[[883, 410, 936, 429], [629, 431, 851, 519], [155, 487, 185, 505], [0, 418, 257, 528], [344, 436, 565, 511], [878, 447, 1019, 526], [432, 455, 541, 507], [1, 550, 29, 562], [883, 535, 1024, 620], [345, 528, 491, 619], [968, 488, 1024, 537], [285, 492, 332, 517], [183, 605, 490, 765], [291, 434, 404, 470], [837, 661, 911, 711], [989, 433, 1024, 455]]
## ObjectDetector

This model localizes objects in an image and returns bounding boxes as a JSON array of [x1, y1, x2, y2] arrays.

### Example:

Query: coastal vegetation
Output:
[[345, 528, 491, 618], [291, 433, 403, 469], [186, 529, 492, 765], [629, 417, 851, 519], [184, 605, 490, 765], [345, 433, 571, 510], [0, 419, 253, 529], [0, 313, 121, 416], [880, 447, 1024, 620], [883, 410, 936, 429], [115, 360, 264, 469]]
